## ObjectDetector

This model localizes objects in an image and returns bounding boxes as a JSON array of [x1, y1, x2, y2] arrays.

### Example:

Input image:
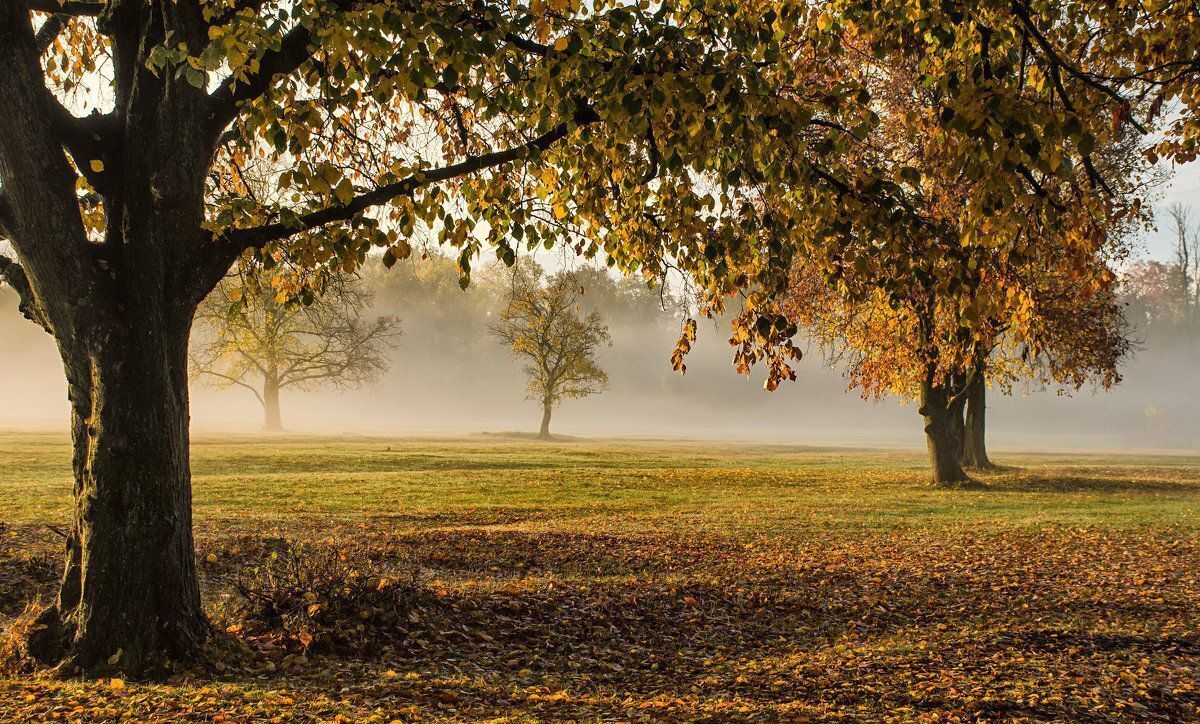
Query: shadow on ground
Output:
[[3, 518, 1193, 720]]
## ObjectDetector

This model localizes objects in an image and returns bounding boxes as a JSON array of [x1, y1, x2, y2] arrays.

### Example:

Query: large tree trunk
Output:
[[961, 373, 994, 469], [262, 372, 284, 432], [0, 1, 219, 677], [26, 308, 207, 677], [538, 402, 553, 440], [919, 377, 969, 485]]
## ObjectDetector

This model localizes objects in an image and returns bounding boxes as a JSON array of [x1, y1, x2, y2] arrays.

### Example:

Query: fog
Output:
[[2, 255, 1197, 454]]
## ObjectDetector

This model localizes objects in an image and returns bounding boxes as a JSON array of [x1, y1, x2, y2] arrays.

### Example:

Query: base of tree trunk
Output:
[[961, 372, 993, 471], [20, 601, 208, 679], [963, 458, 998, 471], [934, 476, 987, 490]]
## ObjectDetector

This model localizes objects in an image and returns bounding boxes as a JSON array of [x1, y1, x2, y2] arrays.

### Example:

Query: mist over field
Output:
[[3, 254, 1196, 452]]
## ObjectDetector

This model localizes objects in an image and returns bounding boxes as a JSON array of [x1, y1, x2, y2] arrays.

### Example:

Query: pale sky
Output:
[[1145, 162, 1200, 259]]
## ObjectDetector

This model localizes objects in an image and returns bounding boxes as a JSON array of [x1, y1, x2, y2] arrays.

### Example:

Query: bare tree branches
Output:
[[191, 267, 400, 428]]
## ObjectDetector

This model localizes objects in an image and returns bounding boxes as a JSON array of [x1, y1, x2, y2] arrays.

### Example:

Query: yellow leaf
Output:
[[334, 178, 355, 205], [553, 36, 570, 52], [89, 159, 104, 172], [109, 678, 125, 690]]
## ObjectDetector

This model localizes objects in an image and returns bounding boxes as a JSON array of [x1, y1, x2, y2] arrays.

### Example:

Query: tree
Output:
[[191, 269, 399, 431], [1121, 259, 1193, 340], [781, 29, 1145, 484], [1166, 204, 1200, 329], [489, 269, 610, 439], [0, 1, 1166, 675]]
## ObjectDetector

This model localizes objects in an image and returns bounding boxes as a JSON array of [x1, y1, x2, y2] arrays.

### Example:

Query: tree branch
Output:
[[1008, 0, 1148, 134], [47, 102, 117, 189], [207, 0, 355, 136], [221, 105, 599, 251], [0, 255, 51, 332], [34, 13, 69, 53], [26, 0, 103, 16], [191, 367, 266, 405]]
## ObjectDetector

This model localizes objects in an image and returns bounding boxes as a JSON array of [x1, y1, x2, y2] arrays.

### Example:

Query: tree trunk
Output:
[[538, 403, 553, 439], [262, 374, 283, 432], [919, 378, 970, 485], [961, 373, 994, 469], [25, 312, 207, 677], [0, 0, 217, 679], [951, 395, 967, 463]]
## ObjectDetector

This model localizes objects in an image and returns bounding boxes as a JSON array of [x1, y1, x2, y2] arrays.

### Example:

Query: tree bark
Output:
[[25, 309, 207, 677], [962, 373, 994, 469], [919, 377, 970, 485], [0, 0, 216, 677], [262, 371, 284, 432], [538, 402, 553, 439]]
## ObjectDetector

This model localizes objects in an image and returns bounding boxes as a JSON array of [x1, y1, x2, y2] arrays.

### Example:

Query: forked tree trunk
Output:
[[961, 373, 993, 469], [26, 309, 207, 677], [919, 377, 969, 485], [262, 374, 283, 432], [1, 0, 221, 679], [538, 403, 553, 439]]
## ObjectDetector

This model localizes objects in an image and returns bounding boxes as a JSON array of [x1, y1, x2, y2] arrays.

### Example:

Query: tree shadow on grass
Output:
[[186, 526, 1200, 719], [5, 523, 1198, 719], [976, 472, 1200, 494]]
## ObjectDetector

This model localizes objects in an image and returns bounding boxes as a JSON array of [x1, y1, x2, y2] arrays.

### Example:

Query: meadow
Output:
[[1, 430, 1198, 720]]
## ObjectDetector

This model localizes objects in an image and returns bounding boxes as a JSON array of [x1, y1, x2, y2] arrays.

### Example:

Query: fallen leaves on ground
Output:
[[1, 518, 1197, 721]]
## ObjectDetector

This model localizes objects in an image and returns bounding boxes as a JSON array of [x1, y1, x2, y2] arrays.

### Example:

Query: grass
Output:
[[1, 430, 1198, 720]]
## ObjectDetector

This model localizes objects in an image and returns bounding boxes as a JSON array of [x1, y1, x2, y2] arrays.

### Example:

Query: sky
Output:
[[1144, 163, 1200, 257]]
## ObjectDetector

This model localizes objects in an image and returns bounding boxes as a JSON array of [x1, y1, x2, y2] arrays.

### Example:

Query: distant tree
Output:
[[490, 270, 610, 439], [192, 270, 400, 431], [1167, 204, 1200, 328], [1121, 260, 1184, 335], [567, 266, 677, 326]]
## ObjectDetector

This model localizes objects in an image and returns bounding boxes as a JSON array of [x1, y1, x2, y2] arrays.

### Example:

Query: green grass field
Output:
[[1, 431, 1198, 720]]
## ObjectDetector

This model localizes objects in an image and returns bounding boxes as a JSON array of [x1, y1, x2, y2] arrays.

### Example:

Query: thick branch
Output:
[[34, 13, 69, 53], [47, 103, 117, 189], [0, 255, 51, 332], [223, 107, 598, 251], [207, 1, 355, 136], [26, 0, 103, 16]]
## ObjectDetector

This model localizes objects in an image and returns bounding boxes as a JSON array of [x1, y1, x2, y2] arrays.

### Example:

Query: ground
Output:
[[0, 430, 1197, 722]]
